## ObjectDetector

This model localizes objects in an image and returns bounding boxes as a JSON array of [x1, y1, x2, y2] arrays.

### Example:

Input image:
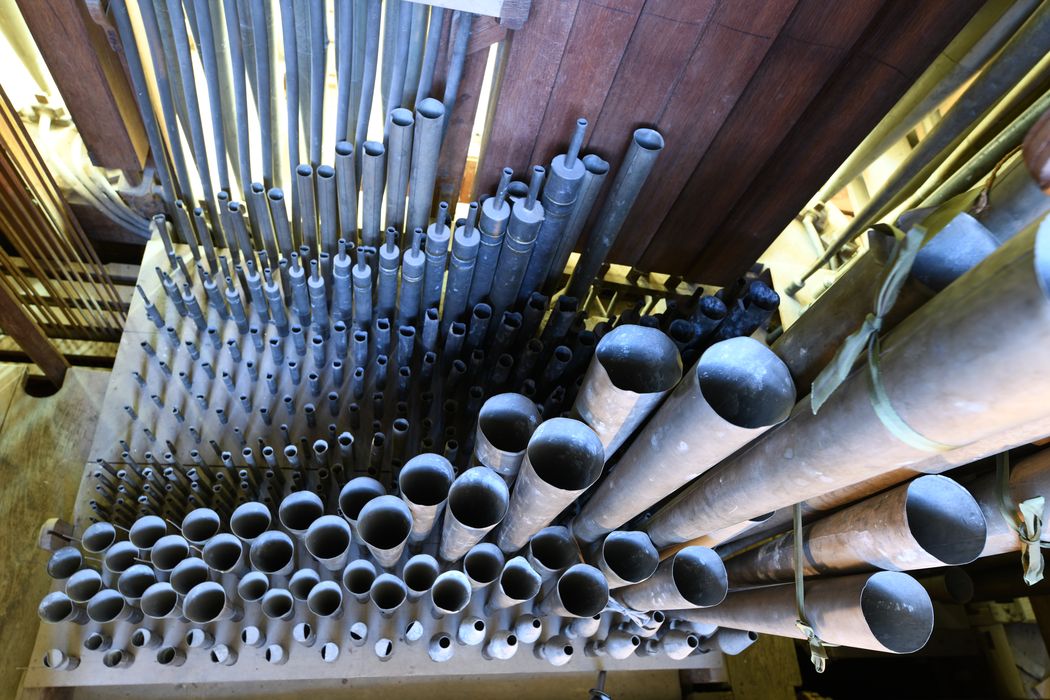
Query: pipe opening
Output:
[[531, 529, 578, 571], [185, 583, 228, 623], [102, 650, 127, 668], [905, 476, 987, 565], [501, 563, 542, 600], [170, 558, 209, 595], [633, 128, 665, 152], [203, 535, 243, 571], [66, 569, 103, 603], [39, 592, 74, 622], [142, 584, 178, 618], [432, 577, 469, 612], [604, 326, 682, 393], [563, 645, 574, 655], [557, 567, 609, 618], [322, 642, 340, 661], [450, 475, 508, 528], [672, 548, 728, 607], [262, 590, 293, 619], [84, 633, 108, 651], [250, 532, 295, 574], [528, 419, 604, 491], [157, 647, 178, 664], [339, 478, 385, 521], [630, 635, 641, 647], [306, 518, 352, 559], [87, 590, 125, 623], [404, 559, 439, 593], [860, 571, 935, 654], [151, 536, 189, 571], [280, 492, 324, 531], [290, 570, 320, 600], [129, 516, 166, 549], [474, 620, 485, 632], [104, 542, 138, 573], [238, 573, 269, 602], [417, 97, 444, 121], [350, 623, 367, 641], [359, 500, 411, 548], [309, 584, 343, 617], [47, 547, 82, 579], [652, 611, 666, 623], [603, 532, 659, 583], [344, 562, 377, 595], [439, 636, 451, 649], [371, 578, 407, 610], [117, 566, 157, 600], [696, 338, 795, 429], [82, 522, 116, 553], [507, 635, 517, 646], [479, 395, 540, 452], [400, 460, 453, 506], [465, 549, 503, 585], [131, 630, 149, 647]]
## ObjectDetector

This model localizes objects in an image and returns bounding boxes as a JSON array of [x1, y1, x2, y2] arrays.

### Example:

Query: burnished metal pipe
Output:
[[535, 563, 609, 619], [617, 546, 727, 612], [357, 495, 413, 567], [473, 393, 541, 483], [399, 453, 455, 543], [590, 530, 659, 589]]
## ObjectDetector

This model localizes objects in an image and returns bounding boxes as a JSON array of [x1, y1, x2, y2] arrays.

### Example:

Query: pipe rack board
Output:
[[22, 237, 726, 690]]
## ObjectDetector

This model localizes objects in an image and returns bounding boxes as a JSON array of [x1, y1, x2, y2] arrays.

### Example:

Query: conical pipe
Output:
[[402, 554, 440, 600], [398, 453, 454, 543], [369, 572, 407, 617], [429, 569, 471, 618], [701, 628, 759, 656], [439, 466, 510, 561], [535, 635, 575, 666], [968, 447, 1050, 557], [617, 546, 726, 612], [457, 617, 487, 646], [565, 614, 602, 640], [428, 633, 454, 662], [230, 502, 272, 543], [463, 543, 504, 589], [473, 393, 542, 483], [249, 530, 296, 576], [279, 491, 325, 539], [38, 591, 88, 624], [571, 325, 683, 458], [483, 630, 519, 660], [643, 221, 1050, 546], [307, 580, 344, 619], [305, 515, 353, 571], [338, 476, 386, 536], [202, 533, 248, 575], [485, 556, 542, 613], [586, 629, 640, 659], [261, 588, 295, 621], [185, 581, 242, 623], [672, 571, 934, 654], [496, 418, 604, 553], [527, 526, 578, 581], [725, 475, 987, 588], [343, 559, 377, 603], [590, 530, 659, 589], [658, 629, 700, 660], [573, 337, 795, 543], [357, 495, 413, 567], [535, 563, 609, 619]]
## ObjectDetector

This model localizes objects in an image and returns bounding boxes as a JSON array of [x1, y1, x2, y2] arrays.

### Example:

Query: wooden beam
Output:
[[434, 45, 490, 206], [0, 275, 69, 387]]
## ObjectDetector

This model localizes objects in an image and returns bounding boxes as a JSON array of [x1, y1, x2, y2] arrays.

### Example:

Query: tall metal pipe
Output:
[[572, 324, 682, 459], [248, 0, 274, 186], [406, 98, 446, 232], [357, 494, 413, 567], [672, 571, 933, 654], [490, 166, 545, 319], [590, 530, 659, 589], [469, 168, 513, 307], [463, 543, 505, 589], [191, 0, 230, 193], [439, 466, 510, 561], [338, 476, 386, 534], [473, 393, 541, 483], [415, 6, 444, 104], [335, 142, 358, 243], [546, 155, 609, 294], [535, 563, 609, 618], [572, 337, 795, 543], [565, 129, 664, 300], [644, 221, 1050, 547], [361, 142, 387, 249], [398, 453, 455, 542], [443, 202, 480, 332], [385, 108, 415, 232], [526, 526, 578, 581], [305, 515, 354, 571], [485, 556, 542, 612], [398, 229, 426, 326], [249, 530, 296, 576], [617, 546, 727, 612]]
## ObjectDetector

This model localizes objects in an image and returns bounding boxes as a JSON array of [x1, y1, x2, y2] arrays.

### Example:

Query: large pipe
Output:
[[463, 543, 505, 589], [439, 466, 510, 561], [967, 447, 1050, 558], [399, 453, 454, 542], [261, 588, 295, 621], [343, 559, 377, 603], [338, 476, 386, 535], [565, 129, 664, 300], [202, 533, 247, 575], [402, 553, 440, 600], [184, 581, 242, 624], [526, 526, 578, 581], [170, 557, 209, 596], [86, 589, 141, 624], [150, 535, 189, 573], [65, 569, 103, 604], [571, 325, 682, 458], [357, 495, 413, 567], [672, 571, 934, 654], [468, 168, 512, 307], [279, 491, 325, 539], [429, 570, 472, 618], [305, 515, 354, 571], [369, 573, 408, 617], [230, 501, 271, 543], [38, 591, 87, 625], [248, 0, 274, 186], [485, 556, 542, 612], [307, 580, 344, 619], [385, 108, 414, 232], [117, 565, 157, 604], [535, 563, 609, 619], [643, 221, 1050, 547], [496, 417, 604, 553], [406, 98, 446, 232], [573, 337, 795, 543], [617, 546, 727, 612], [141, 582, 182, 620], [724, 475, 987, 588], [249, 530, 296, 576], [473, 393, 542, 483], [590, 530, 659, 589]]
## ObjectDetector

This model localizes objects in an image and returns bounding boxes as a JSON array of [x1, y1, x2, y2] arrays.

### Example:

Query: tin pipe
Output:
[[202, 533, 248, 575], [47, 547, 82, 580], [398, 229, 426, 326], [335, 143, 358, 244], [527, 526, 578, 581], [191, 0, 229, 192], [236, 571, 270, 604], [429, 633, 455, 662], [469, 168, 512, 306], [343, 559, 377, 603], [357, 495, 413, 567], [377, 228, 401, 319], [296, 165, 319, 256], [261, 588, 295, 620], [617, 546, 727, 612], [573, 337, 795, 543], [646, 222, 1050, 546], [535, 635, 574, 666], [129, 515, 167, 551], [361, 142, 387, 250], [406, 98, 446, 232], [968, 447, 1050, 558], [587, 629, 640, 659], [429, 570, 472, 618], [170, 558, 209, 596], [249, 530, 296, 576], [402, 553, 440, 600], [536, 563, 609, 619], [490, 166, 545, 319], [702, 628, 758, 656], [590, 530, 659, 589], [289, 568, 320, 602], [546, 155, 609, 294], [230, 501, 271, 543], [473, 393, 541, 483], [279, 491, 324, 539], [439, 466, 510, 561], [457, 616, 487, 647], [307, 580, 344, 619], [305, 515, 354, 571], [483, 630, 519, 661], [496, 417, 604, 553], [485, 556, 542, 612], [354, 0, 382, 149], [248, 0, 273, 186], [117, 565, 158, 604], [370, 572, 408, 617], [86, 589, 141, 624], [463, 543, 505, 589], [339, 476, 387, 535], [443, 202, 480, 332], [422, 202, 452, 312], [66, 569, 103, 604], [386, 108, 415, 232], [566, 614, 602, 640], [38, 591, 88, 625], [307, 0, 326, 165], [673, 571, 933, 654], [398, 453, 455, 542], [185, 581, 242, 623], [277, 0, 300, 201]]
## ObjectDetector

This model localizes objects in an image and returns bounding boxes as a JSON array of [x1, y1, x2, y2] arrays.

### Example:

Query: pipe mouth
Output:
[[321, 641, 340, 662], [150, 535, 189, 571], [84, 633, 109, 651], [633, 128, 665, 152], [672, 547, 728, 607], [556, 564, 609, 618], [696, 337, 796, 429], [343, 560, 377, 596], [501, 559, 543, 600], [250, 531, 295, 574], [860, 571, 935, 653], [399, 455, 454, 507], [416, 97, 445, 121], [117, 564, 157, 600], [432, 572, 471, 613], [391, 107, 414, 128], [905, 476, 987, 565], [156, 646, 181, 665], [370, 574, 407, 611], [317, 165, 335, 179], [87, 589, 126, 623], [596, 326, 682, 393], [141, 582, 179, 618], [375, 639, 394, 659], [338, 477, 386, 522], [82, 522, 116, 553], [306, 516, 352, 560], [335, 141, 353, 156], [307, 582, 343, 617], [237, 572, 270, 603], [47, 546, 83, 579], [363, 140, 385, 157], [479, 394, 541, 453], [103, 541, 139, 574], [465, 545, 504, 586], [170, 557, 209, 595], [602, 531, 659, 584], [296, 164, 313, 177], [358, 496, 412, 549], [403, 555, 439, 594], [202, 534, 243, 572], [449, 467, 510, 529], [102, 650, 129, 668], [290, 569, 321, 601], [279, 491, 324, 533], [350, 622, 368, 642], [129, 515, 166, 550], [66, 569, 103, 603], [261, 589, 294, 619], [184, 582, 228, 623], [530, 527, 578, 571], [38, 592, 75, 623], [181, 510, 222, 545], [230, 502, 271, 541], [526, 418, 605, 491], [936, 567, 975, 604]]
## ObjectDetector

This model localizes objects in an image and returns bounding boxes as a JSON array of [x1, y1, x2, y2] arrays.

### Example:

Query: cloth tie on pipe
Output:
[[793, 502, 834, 673], [996, 451, 1048, 585]]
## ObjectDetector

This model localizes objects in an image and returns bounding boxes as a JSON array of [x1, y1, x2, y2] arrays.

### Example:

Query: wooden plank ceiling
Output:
[[475, 0, 984, 286]]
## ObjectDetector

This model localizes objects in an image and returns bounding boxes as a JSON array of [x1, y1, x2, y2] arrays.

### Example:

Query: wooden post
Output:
[[0, 277, 69, 387]]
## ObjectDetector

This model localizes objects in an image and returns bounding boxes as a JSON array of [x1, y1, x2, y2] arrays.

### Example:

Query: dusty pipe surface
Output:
[[473, 393, 542, 483], [617, 546, 727, 612], [399, 453, 454, 542], [535, 563, 609, 618], [644, 221, 1050, 546], [573, 336, 795, 543], [463, 543, 505, 589], [527, 526, 578, 580], [439, 466, 510, 561], [406, 98, 446, 232], [671, 571, 933, 654], [357, 495, 413, 567], [485, 556, 542, 612], [968, 447, 1050, 557], [725, 475, 986, 588], [496, 417, 604, 553], [590, 530, 659, 588], [429, 570, 472, 618], [305, 515, 354, 571], [572, 324, 682, 459]]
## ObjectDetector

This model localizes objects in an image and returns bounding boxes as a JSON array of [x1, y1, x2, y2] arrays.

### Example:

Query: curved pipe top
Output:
[[595, 325, 682, 395], [595, 530, 659, 587], [279, 491, 324, 536], [399, 453, 455, 507], [475, 393, 542, 476], [860, 572, 935, 654], [230, 502, 272, 542], [82, 521, 117, 553], [129, 515, 167, 550], [181, 508, 221, 545], [904, 475, 987, 565], [695, 337, 795, 429], [524, 417, 605, 493], [338, 477, 387, 524]]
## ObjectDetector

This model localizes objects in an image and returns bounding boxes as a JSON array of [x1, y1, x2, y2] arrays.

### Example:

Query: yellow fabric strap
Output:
[[793, 502, 831, 673], [996, 452, 1046, 585]]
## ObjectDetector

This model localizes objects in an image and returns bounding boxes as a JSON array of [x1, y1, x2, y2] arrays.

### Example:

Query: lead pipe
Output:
[[357, 495, 413, 567], [473, 393, 541, 483], [403, 553, 440, 600], [590, 530, 659, 589], [439, 466, 510, 561], [249, 530, 296, 576], [536, 563, 609, 619], [305, 515, 354, 571], [343, 559, 377, 603], [496, 417, 604, 553], [546, 155, 609, 294], [191, 0, 230, 192], [468, 168, 512, 307], [369, 573, 408, 617], [354, 0, 382, 151], [406, 98, 446, 232], [573, 337, 795, 543], [398, 453, 455, 542], [617, 546, 727, 612], [248, 0, 273, 186]]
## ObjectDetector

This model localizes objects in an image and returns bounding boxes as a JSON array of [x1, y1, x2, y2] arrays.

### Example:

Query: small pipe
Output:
[[428, 633, 455, 662], [422, 202, 452, 313], [618, 546, 727, 612], [398, 229, 426, 326], [406, 98, 446, 231], [38, 591, 88, 625], [536, 564, 609, 619], [485, 556, 542, 613], [361, 141, 387, 249], [701, 628, 759, 656], [439, 466, 510, 561], [357, 495, 413, 567], [307, 580, 344, 619], [102, 649, 135, 669], [156, 646, 186, 666], [305, 515, 354, 571], [248, 0, 274, 185], [398, 453, 455, 543], [513, 614, 544, 644], [429, 570, 471, 618], [566, 614, 602, 640], [457, 617, 486, 646], [587, 629, 640, 659]]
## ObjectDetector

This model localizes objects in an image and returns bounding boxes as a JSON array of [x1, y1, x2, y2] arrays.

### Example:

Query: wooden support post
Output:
[[0, 277, 69, 387]]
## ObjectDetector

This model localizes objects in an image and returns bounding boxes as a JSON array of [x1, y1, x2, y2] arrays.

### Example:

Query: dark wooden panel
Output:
[[689, 0, 985, 284], [434, 41, 490, 206], [640, 0, 885, 274], [608, 0, 797, 265], [473, 0, 580, 197], [15, 0, 147, 171], [527, 0, 645, 167]]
